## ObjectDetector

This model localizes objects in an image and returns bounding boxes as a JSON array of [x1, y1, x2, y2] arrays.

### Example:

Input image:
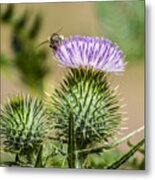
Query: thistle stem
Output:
[[15, 154, 19, 163], [68, 114, 76, 168]]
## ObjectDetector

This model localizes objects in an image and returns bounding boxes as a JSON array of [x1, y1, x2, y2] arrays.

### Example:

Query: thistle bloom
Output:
[[54, 35, 126, 72], [48, 35, 127, 168]]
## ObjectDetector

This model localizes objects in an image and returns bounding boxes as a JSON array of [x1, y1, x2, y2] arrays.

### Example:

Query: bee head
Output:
[[48, 33, 64, 50]]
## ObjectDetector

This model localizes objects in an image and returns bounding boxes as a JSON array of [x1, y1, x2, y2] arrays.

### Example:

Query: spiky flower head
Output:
[[0, 95, 48, 156], [54, 35, 126, 72], [48, 69, 122, 149]]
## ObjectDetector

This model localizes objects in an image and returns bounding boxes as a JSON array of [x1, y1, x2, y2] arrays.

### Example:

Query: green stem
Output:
[[68, 114, 76, 168], [15, 154, 19, 162], [77, 152, 88, 168], [34, 145, 43, 167]]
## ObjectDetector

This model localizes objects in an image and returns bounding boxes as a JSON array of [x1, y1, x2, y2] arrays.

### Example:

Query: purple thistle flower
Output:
[[54, 35, 127, 72]]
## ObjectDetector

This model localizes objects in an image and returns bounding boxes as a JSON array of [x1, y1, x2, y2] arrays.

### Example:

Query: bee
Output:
[[37, 27, 64, 51]]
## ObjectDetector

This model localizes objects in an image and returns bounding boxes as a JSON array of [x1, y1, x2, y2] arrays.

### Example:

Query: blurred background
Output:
[[1, 0, 144, 168]]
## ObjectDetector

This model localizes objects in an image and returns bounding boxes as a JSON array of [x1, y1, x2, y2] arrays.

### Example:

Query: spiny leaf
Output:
[[106, 139, 145, 169]]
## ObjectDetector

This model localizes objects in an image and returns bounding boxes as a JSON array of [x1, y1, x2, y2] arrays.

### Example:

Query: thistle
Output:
[[0, 95, 48, 164], [47, 35, 127, 168], [55, 35, 126, 72]]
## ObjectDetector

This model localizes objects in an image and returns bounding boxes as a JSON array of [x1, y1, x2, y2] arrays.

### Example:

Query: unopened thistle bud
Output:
[[0, 95, 48, 158]]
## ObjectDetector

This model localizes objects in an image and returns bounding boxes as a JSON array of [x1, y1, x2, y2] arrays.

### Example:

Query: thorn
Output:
[[123, 117, 128, 121], [120, 98, 125, 102], [44, 92, 51, 97], [122, 111, 128, 115], [114, 85, 119, 91], [120, 127, 128, 130], [121, 104, 127, 108]]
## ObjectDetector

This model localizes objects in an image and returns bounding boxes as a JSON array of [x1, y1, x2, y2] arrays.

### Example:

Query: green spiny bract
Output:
[[0, 95, 48, 157], [48, 69, 122, 149]]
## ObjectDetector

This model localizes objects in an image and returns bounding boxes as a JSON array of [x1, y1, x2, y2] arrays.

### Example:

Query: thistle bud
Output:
[[1, 95, 48, 158]]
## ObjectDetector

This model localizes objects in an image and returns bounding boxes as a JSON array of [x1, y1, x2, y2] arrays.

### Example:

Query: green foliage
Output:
[[85, 141, 144, 170], [85, 150, 121, 169], [0, 5, 49, 93], [14, 47, 48, 93], [96, 0, 144, 60], [0, 94, 49, 164], [0, 4, 14, 22]]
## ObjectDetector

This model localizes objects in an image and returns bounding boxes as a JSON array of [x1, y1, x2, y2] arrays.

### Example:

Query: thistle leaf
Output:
[[106, 139, 145, 169]]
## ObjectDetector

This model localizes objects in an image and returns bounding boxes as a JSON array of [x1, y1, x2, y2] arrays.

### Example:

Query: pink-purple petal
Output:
[[54, 35, 126, 72]]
